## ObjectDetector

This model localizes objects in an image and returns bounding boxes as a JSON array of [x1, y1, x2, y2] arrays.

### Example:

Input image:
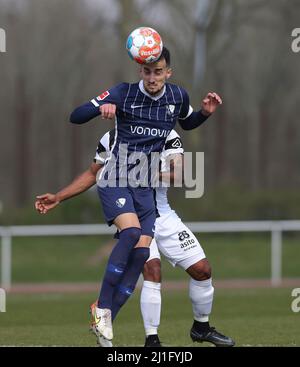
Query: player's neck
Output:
[[139, 80, 166, 101]]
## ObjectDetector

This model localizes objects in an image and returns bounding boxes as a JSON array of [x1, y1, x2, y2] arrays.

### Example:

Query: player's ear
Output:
[[166, 68, 172, 80]]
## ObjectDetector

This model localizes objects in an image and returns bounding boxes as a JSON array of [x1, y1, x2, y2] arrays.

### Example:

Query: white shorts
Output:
[[147, 212, 206, 270]]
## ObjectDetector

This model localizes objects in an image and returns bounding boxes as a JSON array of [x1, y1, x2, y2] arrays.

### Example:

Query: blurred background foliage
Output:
[[0, 0, 300, 224]]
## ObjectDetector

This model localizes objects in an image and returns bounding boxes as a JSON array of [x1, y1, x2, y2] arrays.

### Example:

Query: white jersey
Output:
[[94, 129, 184, 218]]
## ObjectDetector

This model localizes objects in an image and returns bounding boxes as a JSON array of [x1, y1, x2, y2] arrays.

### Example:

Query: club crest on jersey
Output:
[[167, 104, 175, 115], [116, 198, 126, 208], [97, 91, 110, 101]]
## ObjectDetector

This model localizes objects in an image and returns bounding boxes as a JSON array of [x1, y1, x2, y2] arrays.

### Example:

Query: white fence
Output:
[[1, 220, 300, 290]]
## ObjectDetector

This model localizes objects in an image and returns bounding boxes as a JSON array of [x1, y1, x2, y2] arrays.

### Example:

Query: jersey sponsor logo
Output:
[[116, 198, 126, 208], [180, 238, 195, 249], [97, 91, 110, 101], [131, 104, 144, 109], [171, 138, 182, 149], [178, 230, 196, 250], [130, 125, 171, 138], [178, 230, 190, 241]]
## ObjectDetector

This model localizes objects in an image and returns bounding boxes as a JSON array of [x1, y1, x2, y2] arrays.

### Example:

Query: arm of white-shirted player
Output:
[[159, 153, 184, 186], [35, 163, 104, 214], [55, 163, 103, 203], [94, 131, 110, 164]]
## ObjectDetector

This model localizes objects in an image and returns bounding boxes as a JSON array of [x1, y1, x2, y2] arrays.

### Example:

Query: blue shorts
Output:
[[97, 186, 157, 238]]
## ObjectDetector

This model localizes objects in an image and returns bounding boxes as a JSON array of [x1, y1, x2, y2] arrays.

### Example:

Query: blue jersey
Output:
[[71, 80, 193, 185]]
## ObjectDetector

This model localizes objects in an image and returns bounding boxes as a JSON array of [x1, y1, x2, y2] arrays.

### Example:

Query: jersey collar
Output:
[[139, 80, 166, 101]]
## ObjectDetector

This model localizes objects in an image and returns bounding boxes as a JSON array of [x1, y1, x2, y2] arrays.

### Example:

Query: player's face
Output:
[[140, 59, 172, 96]]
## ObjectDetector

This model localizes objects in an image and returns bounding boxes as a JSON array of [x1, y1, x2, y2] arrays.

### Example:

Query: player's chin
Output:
[[147, 86, 162, 95]]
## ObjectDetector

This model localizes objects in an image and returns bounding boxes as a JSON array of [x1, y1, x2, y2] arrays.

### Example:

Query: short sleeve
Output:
[[94, 132, 110, 164], [160, 130, 184, 172]]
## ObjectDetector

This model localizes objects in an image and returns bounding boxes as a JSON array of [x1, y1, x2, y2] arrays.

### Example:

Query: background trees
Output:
[[0, 0, 299, 221]]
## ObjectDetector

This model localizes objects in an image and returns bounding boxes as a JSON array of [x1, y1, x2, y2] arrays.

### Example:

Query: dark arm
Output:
[[70, 102, 100, 124], [35, 163, 102, 214], [159, 153, 184, 186], [55, 163, 101, 202], [178, 110, 210, 131]]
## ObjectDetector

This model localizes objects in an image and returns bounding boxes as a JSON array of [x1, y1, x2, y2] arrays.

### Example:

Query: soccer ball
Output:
[[126, 27, 163, 64]]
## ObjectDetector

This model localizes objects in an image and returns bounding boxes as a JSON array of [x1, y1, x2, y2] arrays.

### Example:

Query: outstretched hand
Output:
[[100, 103, 116, 120], [201, 92, 222, 116], [35, 193, 60, 214]]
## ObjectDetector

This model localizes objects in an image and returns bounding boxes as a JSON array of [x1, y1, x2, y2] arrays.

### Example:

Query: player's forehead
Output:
[[141, 58, 168, 71]]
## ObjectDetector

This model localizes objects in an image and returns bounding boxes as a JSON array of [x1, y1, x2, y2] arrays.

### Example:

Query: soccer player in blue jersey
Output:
[[68, 47, 222, 345]]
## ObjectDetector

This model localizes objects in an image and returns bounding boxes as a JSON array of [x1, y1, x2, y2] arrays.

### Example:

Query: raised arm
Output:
[[178, 92, 222, 131], [69, 83, 127, 124], [70, 103, 117, 124], [70, 102, 101, 124]]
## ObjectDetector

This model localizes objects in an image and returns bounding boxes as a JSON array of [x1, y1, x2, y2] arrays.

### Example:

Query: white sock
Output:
[[140, 280, 161, 336], [189, 278, 214, 322]]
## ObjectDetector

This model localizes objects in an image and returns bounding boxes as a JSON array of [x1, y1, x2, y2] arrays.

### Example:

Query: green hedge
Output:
[[1, 187, 300, 225]]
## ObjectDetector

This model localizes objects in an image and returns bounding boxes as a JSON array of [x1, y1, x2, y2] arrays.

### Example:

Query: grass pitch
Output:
[[0, 288, 299, 347], [1, 232, 299, 347]]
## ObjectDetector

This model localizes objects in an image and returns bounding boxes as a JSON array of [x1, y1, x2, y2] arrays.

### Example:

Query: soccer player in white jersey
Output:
[[35, 128, 235, 347]]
